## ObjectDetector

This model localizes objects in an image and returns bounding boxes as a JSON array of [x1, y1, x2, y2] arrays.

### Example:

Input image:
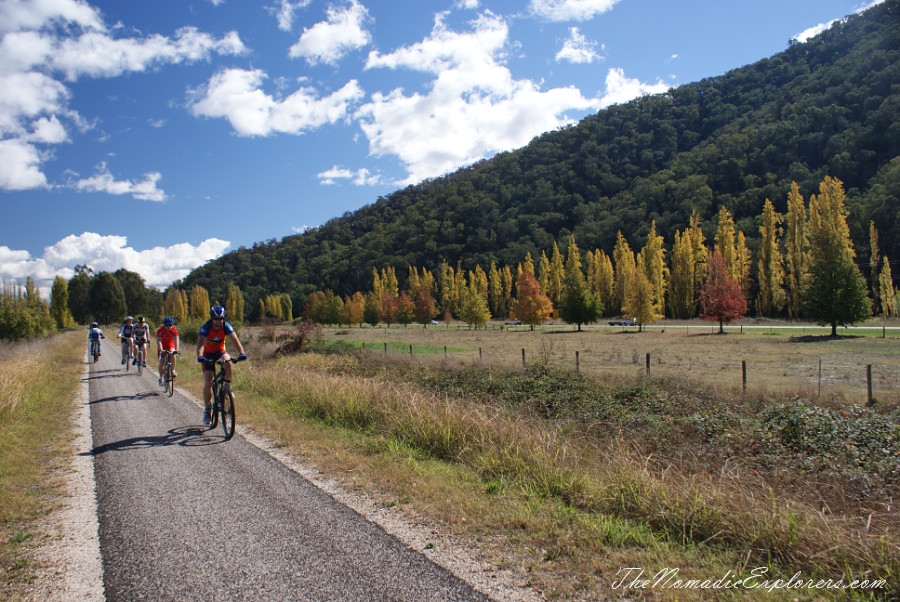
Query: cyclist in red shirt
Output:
[[155, 317, 180, 387], [196, 306, 246, 425]]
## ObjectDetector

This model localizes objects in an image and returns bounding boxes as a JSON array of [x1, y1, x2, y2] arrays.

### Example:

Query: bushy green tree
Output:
[[804, 177, 871, 335], [89, 272, 127, 325]]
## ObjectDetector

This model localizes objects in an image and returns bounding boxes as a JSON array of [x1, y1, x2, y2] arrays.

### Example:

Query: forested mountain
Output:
[[181, 0, 900, 321]]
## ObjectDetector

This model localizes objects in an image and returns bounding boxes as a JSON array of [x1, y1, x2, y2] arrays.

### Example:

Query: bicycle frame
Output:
[[205, 356, 244, 440], [162, 350, 178, 397]]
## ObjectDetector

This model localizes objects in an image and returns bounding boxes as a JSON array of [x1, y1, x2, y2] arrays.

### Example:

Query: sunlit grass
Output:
[[185, 334, 898, 600], [0, 332, 84, 596]]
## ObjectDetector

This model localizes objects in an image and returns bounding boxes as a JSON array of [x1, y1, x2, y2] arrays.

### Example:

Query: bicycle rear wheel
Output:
[[221, 389, 235, 440]]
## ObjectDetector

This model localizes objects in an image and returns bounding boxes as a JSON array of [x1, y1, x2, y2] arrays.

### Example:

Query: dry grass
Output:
[[0, 332, 85, 599], [180, 322, 900, 600]]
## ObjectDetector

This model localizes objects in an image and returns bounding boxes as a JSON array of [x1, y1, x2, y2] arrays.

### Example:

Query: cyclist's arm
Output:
[[196, 335, 208, 359]]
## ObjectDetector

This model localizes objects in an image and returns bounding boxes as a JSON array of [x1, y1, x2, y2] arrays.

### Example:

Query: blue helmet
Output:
[[163, 316, 175, 326], [209, 305, 226, 319]]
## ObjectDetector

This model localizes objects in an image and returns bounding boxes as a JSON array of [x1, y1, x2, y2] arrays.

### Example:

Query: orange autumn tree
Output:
[[700, 250, 748, 333], [515, 270, 553, 330]]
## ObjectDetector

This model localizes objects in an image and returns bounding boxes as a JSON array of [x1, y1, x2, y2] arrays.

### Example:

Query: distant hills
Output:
[[181, 0, 900, 321]]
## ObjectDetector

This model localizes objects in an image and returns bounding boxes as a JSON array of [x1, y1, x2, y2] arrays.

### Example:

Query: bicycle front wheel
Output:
[[136, 351, 143, 375], [166, 364, 175, 397], [209, 390, 220, 429], [221, 389, 235, 440]]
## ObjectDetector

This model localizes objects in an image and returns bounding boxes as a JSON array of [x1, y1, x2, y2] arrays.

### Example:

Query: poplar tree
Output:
[[735, 231, 752, 298], [547, 241, 565, 306], [612, 232, 635, 315], [756, 199, 786, 317], [345, 291, 365, 326], [488, 262, 503, 318], [50, 275, 75, 329], [869, 222, 881, 314], [189, 285, 210, 319], [538, 251, 552, 300], [225, 283, 244, 326], [459, 278, 491, 329], [668, 228, 695, 319], [785, 182, 809, 318], [878, 257, 897, 317], [715, 205, 737, 279], [500, 265, 514, 319], [636, 221, 667, 317], [165, 288, 187, 323], [804, 177, 871, 335], [622, 270, 660, 332]]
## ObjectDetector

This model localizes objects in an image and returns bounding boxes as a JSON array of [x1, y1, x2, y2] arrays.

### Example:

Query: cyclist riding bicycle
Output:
[[156, 317, 180, 387], [118, 316, 135, 365], [132, 316, 151, 367], [196, 306, 246, 426], [88, 322, 105, 355]]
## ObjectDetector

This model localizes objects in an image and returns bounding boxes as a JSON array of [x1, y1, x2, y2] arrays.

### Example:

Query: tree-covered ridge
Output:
[[181, 1, 900, 321]]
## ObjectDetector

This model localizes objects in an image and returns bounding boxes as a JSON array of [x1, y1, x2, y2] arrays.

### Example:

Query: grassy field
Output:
[[173, 317, 900, 601], [0, 332, 85, 600]]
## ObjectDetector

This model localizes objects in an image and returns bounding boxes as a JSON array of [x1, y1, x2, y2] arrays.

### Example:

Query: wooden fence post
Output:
[[645, 353, 650, 376], [576, 350, 580, 371], [742, 360, 747, 392], [522, 348, 526, 367], [867, 365, 875, 407]]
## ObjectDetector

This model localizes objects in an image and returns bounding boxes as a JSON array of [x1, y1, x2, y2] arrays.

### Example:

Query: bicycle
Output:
[[161, 350, 179, 397], [90, 340, 101, 363], [121, 337, 132, 371], [205, 356, 245, 440], [134, 339, 147, 375]]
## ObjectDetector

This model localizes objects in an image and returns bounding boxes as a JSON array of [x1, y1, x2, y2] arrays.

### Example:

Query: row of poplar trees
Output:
[[304, 177, 894, 334]]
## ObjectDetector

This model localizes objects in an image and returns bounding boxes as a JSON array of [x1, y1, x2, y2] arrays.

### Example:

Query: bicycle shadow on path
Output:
[[84, 426, 226, 456]]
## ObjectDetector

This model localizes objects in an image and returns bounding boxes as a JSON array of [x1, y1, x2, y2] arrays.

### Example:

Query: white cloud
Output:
[[556, 27, 601, 63], [598, 67, 669, 108], [529, 0, 620, 22], [793, 0, 884, 43], [317, 165, 382, 185], [69, 162, 168, 201], [0, 1, 247, 194], [0, 233, 231, 292], [272, 0, 313, 32], [357, 11, 605, 184], [190, 68, 365, 136], [288, 0, 371, 65]]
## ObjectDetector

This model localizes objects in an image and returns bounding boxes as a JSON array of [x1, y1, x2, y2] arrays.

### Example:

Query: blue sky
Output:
[[0, 0, 883, 293]]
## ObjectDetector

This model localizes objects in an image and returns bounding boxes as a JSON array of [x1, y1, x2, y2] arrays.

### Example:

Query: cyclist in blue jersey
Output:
[[118, 316, 135, 365], [88, 322, 105, 355], [196, 306, 246, 425]]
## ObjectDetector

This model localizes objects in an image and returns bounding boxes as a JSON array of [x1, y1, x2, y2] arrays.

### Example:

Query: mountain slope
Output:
[[182, 0, 900, 318]]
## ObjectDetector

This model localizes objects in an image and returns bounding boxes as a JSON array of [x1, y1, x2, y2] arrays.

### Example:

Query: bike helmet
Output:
[[210, 305, 226, 319], [125, 316, 133, 322], [138, 316, 145, 322], [163, 316, 175, 326], [91, 322, 98, 328]]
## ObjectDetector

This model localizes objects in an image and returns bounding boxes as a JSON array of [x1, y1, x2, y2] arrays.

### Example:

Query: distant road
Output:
[[88, 350, 493, 601]]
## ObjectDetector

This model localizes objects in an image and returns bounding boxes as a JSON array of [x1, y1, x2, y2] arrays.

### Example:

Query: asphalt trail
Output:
[[89, 349, 492, 601]]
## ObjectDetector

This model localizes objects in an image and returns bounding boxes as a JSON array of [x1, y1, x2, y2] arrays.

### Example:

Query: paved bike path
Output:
[[89, 350, 493, 601]]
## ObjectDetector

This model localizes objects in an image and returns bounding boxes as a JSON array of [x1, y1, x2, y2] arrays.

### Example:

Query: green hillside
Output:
[[181, 0, 900, 320]]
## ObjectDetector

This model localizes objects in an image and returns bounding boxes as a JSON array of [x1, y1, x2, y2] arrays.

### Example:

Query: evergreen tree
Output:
[[559, 235, 601, 331], [756, 199, 786, 316], [785, 182, 809, 318], [50, 275, 75, 329], [67, 268, 92, 324], [89, 272, 127, 325], [804, 177, 871, 335]]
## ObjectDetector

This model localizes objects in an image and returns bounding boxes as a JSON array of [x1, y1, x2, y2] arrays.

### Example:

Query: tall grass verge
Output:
[[0, 332, 85, 597], [231, 350, 896, 600]]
